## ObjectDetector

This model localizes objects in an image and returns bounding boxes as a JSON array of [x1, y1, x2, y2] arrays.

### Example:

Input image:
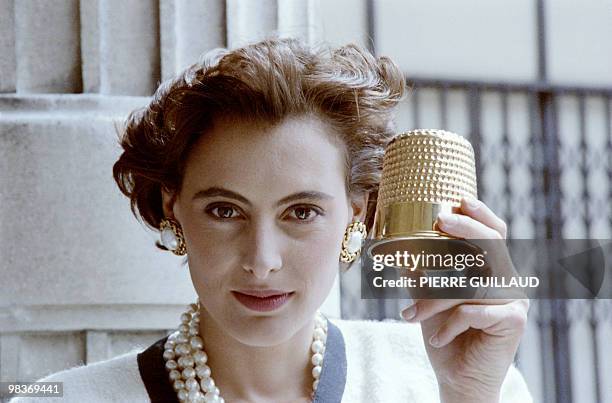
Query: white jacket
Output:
[[10, 318, 533, 403]]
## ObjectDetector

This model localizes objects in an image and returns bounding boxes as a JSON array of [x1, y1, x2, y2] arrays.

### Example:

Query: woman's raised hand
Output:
[[400, 197, 530, 403]]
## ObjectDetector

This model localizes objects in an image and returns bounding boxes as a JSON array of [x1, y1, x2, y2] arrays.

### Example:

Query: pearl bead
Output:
[[196, 364, 211, 378], [177, 389, 188, 401], [189, 326, 200, 336], [179, 324, 190, 333], [175, 343, 191, 355], [185, 377, 199, 390], [188, 389, 204, 401], [177, 355, 195, 368], [182, 367, 196, 379], [176, 334, 189, 344], [165, 360, 178, 370], [163, 349, 175, 360], [190, 336, 204, 349], [311, 340, 324, 353], [200, 377, 215, 392], [169, 369, 181, 381], [161, 227, 179, 250], [313, 328, 326, 341], [204, 392, 219, 402], [347, 230, 363, 253], [180, 313, 191, 323], [313, 380, 319, 390], [311, 353, 323, 366], [164, 340, 176, 350], [172, 380, 185, 391], [312, 365, 322, 379], [193, 350, 208, 365]]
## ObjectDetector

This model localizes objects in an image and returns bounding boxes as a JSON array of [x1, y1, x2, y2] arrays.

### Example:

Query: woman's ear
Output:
[[350, 192, 369, 223], [161, 187, 178, 220]]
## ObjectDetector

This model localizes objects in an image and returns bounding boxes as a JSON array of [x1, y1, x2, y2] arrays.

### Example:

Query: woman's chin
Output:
[[228, 317, 297, 347]]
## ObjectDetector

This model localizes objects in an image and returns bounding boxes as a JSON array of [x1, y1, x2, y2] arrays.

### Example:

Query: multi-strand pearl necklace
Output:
[[163, 301, 328, 403]]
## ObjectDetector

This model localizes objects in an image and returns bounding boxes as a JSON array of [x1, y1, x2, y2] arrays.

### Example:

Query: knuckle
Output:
[[499, 220, 508, 238], [455, 213, 468, 226], [491, 229, 504, 240], [482, 305, 495, 322], [508, 304, 529, 329], [456, 304, 476, 319]]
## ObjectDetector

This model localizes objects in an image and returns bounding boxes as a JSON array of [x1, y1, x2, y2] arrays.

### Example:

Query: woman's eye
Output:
[[289, 206, 321, 222], [207, 205, 241, 219]]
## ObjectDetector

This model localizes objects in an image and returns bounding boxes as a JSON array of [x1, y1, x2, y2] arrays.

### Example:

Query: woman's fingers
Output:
[[436, 210, 503, 240], [460, 197, 508, 239], [428, 300, 529, 347], [401, 298, 516, 322], [402, 198, 526, 347]]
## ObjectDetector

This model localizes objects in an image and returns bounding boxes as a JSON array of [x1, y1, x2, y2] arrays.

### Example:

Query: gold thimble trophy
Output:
[[365, 131, 506, 300], [372, 129, 478, 241], [365, 128, 484, 292]]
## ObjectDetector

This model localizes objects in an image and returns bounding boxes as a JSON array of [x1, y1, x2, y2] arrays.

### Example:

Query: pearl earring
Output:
[[159, 218, 187, 256], [339, 221, 367, 263]]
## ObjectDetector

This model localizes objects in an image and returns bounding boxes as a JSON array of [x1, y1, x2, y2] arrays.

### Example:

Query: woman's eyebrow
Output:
[[191, 187, 333, 207], [192, 187, 250, 204], [276, 191, 333, 207]]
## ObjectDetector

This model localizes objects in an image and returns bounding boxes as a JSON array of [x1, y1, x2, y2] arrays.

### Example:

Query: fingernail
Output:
[[429, 333, 440, 347], [400, 304, 417, 321], [437, 212, 457, 227], [464, 197, 480, 210]]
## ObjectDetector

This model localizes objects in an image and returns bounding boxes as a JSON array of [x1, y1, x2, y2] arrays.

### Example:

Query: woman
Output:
[[14, 38, 532, 403]]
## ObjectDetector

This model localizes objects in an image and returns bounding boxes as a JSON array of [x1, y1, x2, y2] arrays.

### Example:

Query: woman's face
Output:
[[162, 114, 366, 346]]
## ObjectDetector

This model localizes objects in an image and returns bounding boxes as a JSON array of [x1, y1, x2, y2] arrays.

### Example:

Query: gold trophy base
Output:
[[371, 201, 460, 241], [367, 200, 487, 281]]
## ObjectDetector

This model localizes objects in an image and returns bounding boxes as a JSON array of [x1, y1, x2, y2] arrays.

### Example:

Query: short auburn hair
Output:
[[112, 37, 406, 250]]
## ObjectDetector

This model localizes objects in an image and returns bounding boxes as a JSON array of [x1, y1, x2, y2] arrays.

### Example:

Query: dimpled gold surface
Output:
[[378, 129, 477, 208]]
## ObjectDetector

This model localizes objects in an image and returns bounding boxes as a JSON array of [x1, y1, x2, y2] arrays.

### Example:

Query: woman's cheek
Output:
[[183, 220, 238, 256], [184, 232, 236, 294], [296, 221, 338, 250], [295, 227, 343, 282]]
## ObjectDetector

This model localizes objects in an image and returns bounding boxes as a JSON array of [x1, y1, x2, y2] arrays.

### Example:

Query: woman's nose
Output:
[[240, 221, 283, 278]]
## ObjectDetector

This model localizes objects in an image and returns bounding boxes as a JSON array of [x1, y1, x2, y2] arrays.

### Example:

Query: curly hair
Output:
[[112, 37, 406, 251]]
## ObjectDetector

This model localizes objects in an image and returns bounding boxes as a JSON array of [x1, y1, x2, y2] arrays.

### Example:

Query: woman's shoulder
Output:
[[329, 317, 431, 367], [329, 317, 438, 402], [329, 317, 533, 403], [329, 317, 428, 361], [10, 349, 150, 403]]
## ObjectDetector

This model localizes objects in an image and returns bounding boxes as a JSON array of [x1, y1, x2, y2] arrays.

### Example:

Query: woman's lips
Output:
[[232, 291, 294, 312]]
